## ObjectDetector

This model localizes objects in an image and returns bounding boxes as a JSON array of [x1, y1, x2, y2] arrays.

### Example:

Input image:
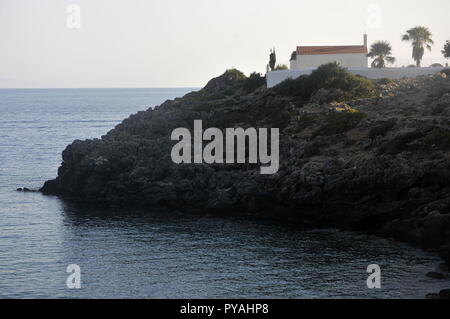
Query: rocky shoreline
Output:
[[41, 67, 450, 275]]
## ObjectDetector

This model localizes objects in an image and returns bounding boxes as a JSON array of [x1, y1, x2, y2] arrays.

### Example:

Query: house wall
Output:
[[291, 53, 368, 69], [266, 67, 446, 88]]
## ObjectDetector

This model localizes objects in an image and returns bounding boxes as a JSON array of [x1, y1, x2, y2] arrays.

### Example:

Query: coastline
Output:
[[39, 67, 450, 295]]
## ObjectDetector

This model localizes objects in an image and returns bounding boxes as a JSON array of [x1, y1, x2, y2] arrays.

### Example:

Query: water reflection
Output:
[[51, 199, 448, 299]]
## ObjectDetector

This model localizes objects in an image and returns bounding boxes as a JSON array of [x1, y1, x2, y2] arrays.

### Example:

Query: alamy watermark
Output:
[[66, 264, 81, 289], [367, 264, 381, 289], [171, 120, 279, 175], [66, 4, 81, 29], [63, 262, 381, 291]]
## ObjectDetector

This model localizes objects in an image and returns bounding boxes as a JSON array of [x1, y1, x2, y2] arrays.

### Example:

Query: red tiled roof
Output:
[[297, 45, 368, 55]]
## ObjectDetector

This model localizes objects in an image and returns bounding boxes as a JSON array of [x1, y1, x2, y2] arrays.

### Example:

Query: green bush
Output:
[[313, 109, 366, 137], [203, 69, 247, 93], [204, 69, 266, 95], [274, 64, 289, 70], [271, 77, 305, 97], [273, 62, 376, 102], [242, 72, 266, 92], [223, 68, 247, 81], [376, 78, 395, 85]]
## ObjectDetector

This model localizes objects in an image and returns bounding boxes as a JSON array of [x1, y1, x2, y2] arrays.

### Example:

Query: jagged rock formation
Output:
[[41, 69, 450, 263]]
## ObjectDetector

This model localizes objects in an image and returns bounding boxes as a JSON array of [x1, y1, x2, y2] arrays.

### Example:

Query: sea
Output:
[[0, 88, 448, 298]]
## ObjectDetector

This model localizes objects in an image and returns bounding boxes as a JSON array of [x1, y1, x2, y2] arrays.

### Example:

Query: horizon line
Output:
[[0, 87, 201, 90]]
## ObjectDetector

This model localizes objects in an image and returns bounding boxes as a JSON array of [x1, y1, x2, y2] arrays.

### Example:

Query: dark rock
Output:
[[41, 180, 59, 195], [439, 289, 450, 299], [437, 263, 450, 273], [426, 272, 448, 280], [426, 289, 450, 299], [439, 244, 450, 265]]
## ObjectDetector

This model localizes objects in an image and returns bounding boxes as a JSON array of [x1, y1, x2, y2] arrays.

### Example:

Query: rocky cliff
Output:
[[41, 67, 450, 263]]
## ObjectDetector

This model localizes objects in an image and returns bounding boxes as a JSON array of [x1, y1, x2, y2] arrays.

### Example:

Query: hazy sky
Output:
[[1, 0, 449, 88]]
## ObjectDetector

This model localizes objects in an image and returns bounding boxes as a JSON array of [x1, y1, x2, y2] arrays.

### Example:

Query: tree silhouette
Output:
[[269, 48, 276, 71], [442, 41, 450, 59], [402, 26, 434, 67], [367, 41, 396, 68]]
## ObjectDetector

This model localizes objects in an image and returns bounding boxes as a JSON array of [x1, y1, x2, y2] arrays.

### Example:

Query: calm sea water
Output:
[[0, 88, 449, 299]]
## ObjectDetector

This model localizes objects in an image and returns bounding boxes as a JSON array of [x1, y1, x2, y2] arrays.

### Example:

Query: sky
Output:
[[0, 0, 449, 88]]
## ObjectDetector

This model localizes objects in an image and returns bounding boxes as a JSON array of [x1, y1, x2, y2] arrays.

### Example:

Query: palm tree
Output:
[[402, 26, 434, 67], [443, 41, 450, 59], [367, 41, 396, 68]]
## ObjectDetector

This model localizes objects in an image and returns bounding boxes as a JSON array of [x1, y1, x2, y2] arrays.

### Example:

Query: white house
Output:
[[290, 34, 369, 69], [266, 34, 446, 88]]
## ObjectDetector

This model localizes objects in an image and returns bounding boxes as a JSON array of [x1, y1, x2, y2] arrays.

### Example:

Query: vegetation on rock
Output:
[[313, 109, 366, 137], [273, 63, 376, 102], [274, 64, 289, 70]]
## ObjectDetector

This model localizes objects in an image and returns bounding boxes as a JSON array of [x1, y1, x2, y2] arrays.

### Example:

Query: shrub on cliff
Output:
[[376, 78, 395, 85], [274, 64, 289, 70], [204, 69, 265, 95], [242, 72, 266, 92], [224, 68, 247, 81], [204, 69, 246, 93], [273, 62, 376, 102], [313, 109, 366, 137]]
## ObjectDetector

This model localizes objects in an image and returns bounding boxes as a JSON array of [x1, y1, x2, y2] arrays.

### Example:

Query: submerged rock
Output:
[[426, 272, 449, 280], [41, 68, 450, 263], [17, 187, 36, 192]]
